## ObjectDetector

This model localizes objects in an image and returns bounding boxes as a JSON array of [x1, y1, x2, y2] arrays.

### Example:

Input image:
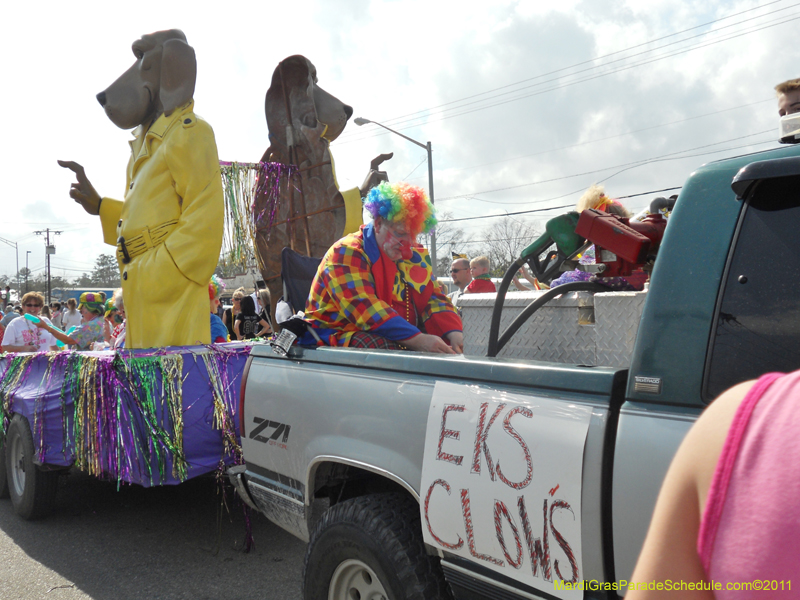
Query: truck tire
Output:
[[5, 414, 59, 520], [0, 439, 8, 499], [303, 493, 453, 600]]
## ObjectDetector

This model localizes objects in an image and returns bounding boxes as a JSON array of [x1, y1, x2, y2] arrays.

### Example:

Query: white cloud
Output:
[[0, 0, 794, 279]]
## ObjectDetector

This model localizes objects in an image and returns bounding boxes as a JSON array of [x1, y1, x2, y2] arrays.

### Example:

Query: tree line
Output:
[[427, 214, 543, 278], [1, 254, 121, 295], [1, 215, 541, 293]]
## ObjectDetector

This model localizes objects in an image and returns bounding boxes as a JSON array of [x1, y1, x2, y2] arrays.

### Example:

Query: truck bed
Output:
[[241, 345, 628, 593]]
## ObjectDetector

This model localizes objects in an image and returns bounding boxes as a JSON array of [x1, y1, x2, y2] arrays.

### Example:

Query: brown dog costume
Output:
[[253, 55, 391, 313], [60, 30, 223, 348]]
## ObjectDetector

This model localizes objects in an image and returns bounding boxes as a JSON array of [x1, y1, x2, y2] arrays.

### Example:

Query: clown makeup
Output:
[[379, 220, 415, 262]]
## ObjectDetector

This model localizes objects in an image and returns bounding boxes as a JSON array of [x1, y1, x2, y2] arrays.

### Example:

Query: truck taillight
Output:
[[239, 355, 253, 438]]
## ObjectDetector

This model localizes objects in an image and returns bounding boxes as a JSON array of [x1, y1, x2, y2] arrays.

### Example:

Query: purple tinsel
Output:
[[0, 344, 252, 488]]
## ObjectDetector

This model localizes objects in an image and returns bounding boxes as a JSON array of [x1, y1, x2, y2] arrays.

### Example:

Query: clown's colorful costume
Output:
[[302, 224, 462, 347]]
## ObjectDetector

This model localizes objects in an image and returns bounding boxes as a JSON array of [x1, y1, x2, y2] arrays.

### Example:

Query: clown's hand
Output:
[[359, 153, 394, 197], [58, 160, 102, 216], [445, 331, 464, 354], [402, 333, 456, 354]]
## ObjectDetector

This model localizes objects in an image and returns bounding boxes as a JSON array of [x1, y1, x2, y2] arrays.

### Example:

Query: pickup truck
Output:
[[230, 142, 800, 600]]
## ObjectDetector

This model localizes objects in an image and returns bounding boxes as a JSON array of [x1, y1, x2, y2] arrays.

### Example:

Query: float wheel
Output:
[[6, 414, 59, 519]]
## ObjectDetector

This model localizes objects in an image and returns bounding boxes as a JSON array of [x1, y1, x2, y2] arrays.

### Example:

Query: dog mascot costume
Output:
[[60, 30, 223, 349], [255, 55, 393, 315]]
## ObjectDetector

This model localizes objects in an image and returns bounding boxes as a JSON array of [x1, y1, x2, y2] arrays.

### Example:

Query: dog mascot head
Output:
[[265, 55, 353, 149], [96, 29, 197, 129]]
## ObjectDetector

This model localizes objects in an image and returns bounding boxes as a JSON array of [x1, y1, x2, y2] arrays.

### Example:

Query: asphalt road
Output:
[[0, 470, 306, 600]]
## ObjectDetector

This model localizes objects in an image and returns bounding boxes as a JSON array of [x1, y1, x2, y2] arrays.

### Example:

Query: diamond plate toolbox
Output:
[[459, 290, 647, 368]]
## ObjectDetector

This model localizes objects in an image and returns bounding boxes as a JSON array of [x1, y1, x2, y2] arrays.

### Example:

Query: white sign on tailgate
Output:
[[421, 381, 593, 600]]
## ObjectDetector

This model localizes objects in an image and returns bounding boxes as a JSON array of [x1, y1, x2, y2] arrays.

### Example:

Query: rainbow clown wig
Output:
[[208, 274, 225, 300], [363, 182, 437, 237]]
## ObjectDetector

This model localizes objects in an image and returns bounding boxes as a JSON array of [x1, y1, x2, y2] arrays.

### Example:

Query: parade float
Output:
[[0, 345, 250, 519], [1, 30, 384, 522]]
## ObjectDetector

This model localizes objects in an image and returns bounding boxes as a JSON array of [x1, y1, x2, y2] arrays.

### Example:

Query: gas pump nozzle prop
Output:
[[518, 212, 585, 283], [489, 206, 668, 358], [574, 209, 667, 277]]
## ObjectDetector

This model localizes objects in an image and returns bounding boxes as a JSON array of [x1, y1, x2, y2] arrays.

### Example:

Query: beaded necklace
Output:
[[23, 316, 44, 348], [404, 282, 412, 323]]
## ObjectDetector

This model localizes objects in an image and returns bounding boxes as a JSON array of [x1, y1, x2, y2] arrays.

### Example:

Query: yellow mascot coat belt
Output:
[[98, 101, 224, 349]]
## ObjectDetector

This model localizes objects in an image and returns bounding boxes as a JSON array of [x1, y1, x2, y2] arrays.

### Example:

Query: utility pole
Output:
[[25, 251, 31, 293], [34, 229, 62, 304], [0, 235, 19, 302]]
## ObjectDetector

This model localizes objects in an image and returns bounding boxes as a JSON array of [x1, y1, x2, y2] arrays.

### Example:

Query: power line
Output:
[[49, 265, 91, 273], [444, 235, 540, 246], [462, 184, 685, 207], [50, 256, 99, 268], [404, 98, 774, 181], [1, 222, 92, 227], [439, 136, 778, 224], [342, 0, 787, 134], [616, 187, 682, 199], [403, 155, 428, 180], [437, 129, 774, 202], [338, 3, 797, 144], [340, 5, 797, 142]]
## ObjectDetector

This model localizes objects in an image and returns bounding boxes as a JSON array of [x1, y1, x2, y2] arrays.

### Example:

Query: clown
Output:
[[302, 182, 463, 353]]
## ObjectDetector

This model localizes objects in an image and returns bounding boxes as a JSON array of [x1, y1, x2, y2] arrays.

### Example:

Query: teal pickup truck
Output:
[[230, 143, 800, 600]]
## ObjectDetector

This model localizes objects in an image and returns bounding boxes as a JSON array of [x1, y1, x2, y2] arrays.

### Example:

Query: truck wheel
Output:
[[0, 438, 9, 499], [6, 414, 59, 520], [303, 493, 453, 600]]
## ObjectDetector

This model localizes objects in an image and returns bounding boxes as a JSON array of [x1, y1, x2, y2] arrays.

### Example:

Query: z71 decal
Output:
[[249, 417, 291, 449]]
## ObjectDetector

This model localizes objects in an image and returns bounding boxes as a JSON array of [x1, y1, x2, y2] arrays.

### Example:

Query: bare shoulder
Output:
[[627, 379, 756, 599], [680, 380, 756, 508]]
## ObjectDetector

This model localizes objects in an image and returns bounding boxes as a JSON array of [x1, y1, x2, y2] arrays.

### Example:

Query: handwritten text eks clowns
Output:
[[420, 382, 593, 600]]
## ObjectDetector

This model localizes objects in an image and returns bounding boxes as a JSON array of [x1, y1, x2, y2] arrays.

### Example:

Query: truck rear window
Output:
[[704, 174, 800, 401]]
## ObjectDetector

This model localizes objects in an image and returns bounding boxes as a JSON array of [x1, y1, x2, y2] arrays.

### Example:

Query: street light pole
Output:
[[25, 251, 31, 293], [0, 235, 19, 302], [354, 118, 437, 272], [425, 140, 436, 271]]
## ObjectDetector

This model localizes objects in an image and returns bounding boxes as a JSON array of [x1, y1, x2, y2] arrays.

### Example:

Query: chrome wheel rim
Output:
[[328, 558, 388, 600], [9, 430, 26, 498]]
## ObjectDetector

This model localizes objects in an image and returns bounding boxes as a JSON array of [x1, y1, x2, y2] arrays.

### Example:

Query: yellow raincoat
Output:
[[98, 101, 223, 349]]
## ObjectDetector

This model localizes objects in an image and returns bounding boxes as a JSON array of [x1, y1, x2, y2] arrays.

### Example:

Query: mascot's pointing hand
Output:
[[359, 153, 394, 198], [57, 160, 102, 216]]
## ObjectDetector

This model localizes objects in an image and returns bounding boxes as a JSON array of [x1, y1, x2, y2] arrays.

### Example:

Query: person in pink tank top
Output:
[[629, 371, 800, 598]]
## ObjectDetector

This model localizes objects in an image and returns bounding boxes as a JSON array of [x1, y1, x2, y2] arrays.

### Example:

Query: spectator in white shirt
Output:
[[61, 297, 83, 330], [2, 292, 59, 352]]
